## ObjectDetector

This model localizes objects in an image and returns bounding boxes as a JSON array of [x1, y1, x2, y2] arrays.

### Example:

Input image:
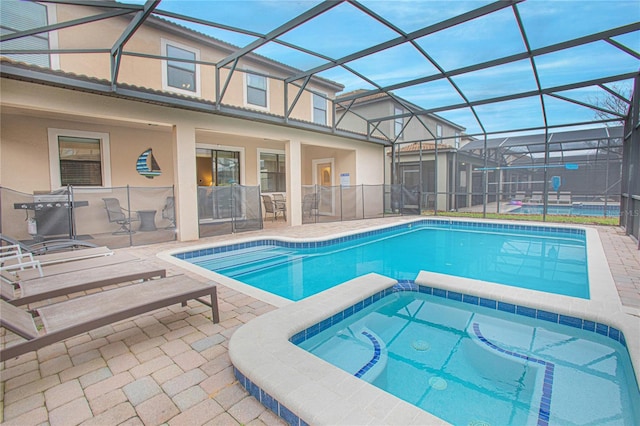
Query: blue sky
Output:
[[141, 0, 639, 136]]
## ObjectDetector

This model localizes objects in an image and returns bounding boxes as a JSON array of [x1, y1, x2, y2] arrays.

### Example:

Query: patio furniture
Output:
[[529, 192, 543, 204], [102, 198, 139, 234], [1, 261, 165, 306], [0, 275, 219, 361], [261, 194, 286, 221], [138, 210, 157, 231], [162, 196, 176, 228], [1, 244, 112, 267], [302, 193, 319, 219], [4, 252, 138, 281], [0, 235, 99, 255]]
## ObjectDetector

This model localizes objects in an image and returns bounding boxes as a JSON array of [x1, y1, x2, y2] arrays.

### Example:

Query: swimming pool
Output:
[[512, 203, 620, 217], [296, 288, 640, 425], [176, 220, 590, 300]]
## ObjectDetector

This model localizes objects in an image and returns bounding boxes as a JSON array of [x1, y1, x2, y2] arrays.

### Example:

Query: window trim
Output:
[[48, 129, 111, 190], [436, 124, 443, 143], [243, 69, 270, 111], [311, 92, 328, 125], [161, 38, 201, 97], [257, 148, 286, 193]]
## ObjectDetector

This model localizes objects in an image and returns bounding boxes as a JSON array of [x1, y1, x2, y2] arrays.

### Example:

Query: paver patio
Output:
[[1, 217, 638, 425]]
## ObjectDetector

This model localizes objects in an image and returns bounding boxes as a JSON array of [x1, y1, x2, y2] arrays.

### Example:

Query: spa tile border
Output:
[[290, 280, 626, 348]]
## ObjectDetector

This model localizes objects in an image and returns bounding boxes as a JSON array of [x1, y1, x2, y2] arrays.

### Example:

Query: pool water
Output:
[[513, 204, 620, 217], [185, 222, 589, 300], [298, 292, 640, 425]]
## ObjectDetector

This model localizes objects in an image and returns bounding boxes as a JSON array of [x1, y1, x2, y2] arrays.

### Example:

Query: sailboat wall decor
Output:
[[136, 148, 162, 179]]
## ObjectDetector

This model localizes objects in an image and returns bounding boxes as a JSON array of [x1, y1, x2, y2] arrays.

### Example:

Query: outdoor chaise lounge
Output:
[[1, 245, 113, 267], [0, 275, 219, 361], [4, 252, 138, 281], [0, 235, 99, 255], [1, 261, 166, 306]]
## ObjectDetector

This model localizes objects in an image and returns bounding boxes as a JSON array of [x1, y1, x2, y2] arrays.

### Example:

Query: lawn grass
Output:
[[423, 211, 619, 226]]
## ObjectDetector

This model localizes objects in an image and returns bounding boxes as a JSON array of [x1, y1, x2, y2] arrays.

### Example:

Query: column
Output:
[[286, 139, 302, 226], [172, 123, 199, 241]]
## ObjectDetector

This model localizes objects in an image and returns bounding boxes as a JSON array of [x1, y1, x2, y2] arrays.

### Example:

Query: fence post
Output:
[[126, 185, 133, 247]]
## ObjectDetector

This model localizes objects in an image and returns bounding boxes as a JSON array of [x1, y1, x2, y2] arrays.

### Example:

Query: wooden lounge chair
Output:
[[0, 275, 219, 361], [1, 262, 166, 306], [6, 252, 138, 281]]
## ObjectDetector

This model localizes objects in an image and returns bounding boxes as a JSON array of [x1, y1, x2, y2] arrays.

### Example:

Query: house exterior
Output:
[[0, 1, 389, 241], [335, 90, 470, 211]]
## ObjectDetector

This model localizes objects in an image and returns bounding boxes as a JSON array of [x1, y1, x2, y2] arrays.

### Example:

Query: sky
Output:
[[133, 0, 639, 136]]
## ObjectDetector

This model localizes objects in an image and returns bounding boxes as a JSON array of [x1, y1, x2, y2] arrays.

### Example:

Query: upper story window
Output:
[[1, 0, 56, 68], [455, 131, 461, 149], [394, 107, 404, 139], [313, 93, 327, 125], [245, 72, 268, 109], [161, 39, 200, 96], [436, 124, 443, 143], [48, 129, 112, 189]]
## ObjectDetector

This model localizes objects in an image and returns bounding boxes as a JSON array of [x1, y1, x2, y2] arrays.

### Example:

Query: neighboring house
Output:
[[335, 89, 470, 211], [0, 1, 388, 240]]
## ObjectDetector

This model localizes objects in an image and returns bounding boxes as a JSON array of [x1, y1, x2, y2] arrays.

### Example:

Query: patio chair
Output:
[[162, 196, 176, 228], [1, 261, 166, 306], [302, 193, 319, 218], [0, 234, 99, 256], [102, 198, 139, 234], [261, 194, 286, 221], [4, 252, 138, 281], [0, 275, 219, 361]]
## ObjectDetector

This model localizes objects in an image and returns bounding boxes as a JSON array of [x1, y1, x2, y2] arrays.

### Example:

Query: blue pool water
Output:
[[180, 221, 589, 300], [297, 290, 640, 425], [513, 204, 620, 217]]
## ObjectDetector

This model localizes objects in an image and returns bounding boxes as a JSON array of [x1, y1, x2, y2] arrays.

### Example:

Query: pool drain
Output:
[[411, 340, 431, 351], [428, 376, 447, 390], [468, 421, 490, 426]]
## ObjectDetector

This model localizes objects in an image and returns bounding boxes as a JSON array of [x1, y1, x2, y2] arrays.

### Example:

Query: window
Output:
[[455, 131, 461, 149], [246, 72, 268, 108], [161, 39, 200, 96], [1, 0, 56, 68], [436, 124, 443, 143], [313, 93, 327, 125], [48, 129, 111, 188], [394, 107, 403, 139], [196, 148, 240, 186], [259, 151, 286, 192]]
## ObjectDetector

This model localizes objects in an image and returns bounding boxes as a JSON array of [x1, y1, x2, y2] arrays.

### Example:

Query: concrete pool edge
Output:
[[228, 273, 448, 426], [159, 216, 599, 306], [228, 272, 640, 426]]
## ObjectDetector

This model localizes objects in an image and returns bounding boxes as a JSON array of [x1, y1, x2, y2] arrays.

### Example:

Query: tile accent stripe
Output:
[[473, 323, 555, 426], [174, 219, 586, 261], [354, 331, 381, 379]]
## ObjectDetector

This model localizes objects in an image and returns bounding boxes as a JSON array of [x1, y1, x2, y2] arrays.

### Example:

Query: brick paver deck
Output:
[[1, 218, 638, 425]]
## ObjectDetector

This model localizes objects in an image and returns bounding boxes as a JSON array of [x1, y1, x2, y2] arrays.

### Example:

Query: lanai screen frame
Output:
[[1, 0, 639, 238]]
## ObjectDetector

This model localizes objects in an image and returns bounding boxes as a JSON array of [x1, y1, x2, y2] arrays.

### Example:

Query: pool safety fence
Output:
[[1, 185, 177, 249]]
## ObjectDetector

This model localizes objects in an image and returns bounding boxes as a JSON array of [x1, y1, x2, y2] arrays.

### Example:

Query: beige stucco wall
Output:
[[51, 4, 336, 122], [1, 78, 383, 234]]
